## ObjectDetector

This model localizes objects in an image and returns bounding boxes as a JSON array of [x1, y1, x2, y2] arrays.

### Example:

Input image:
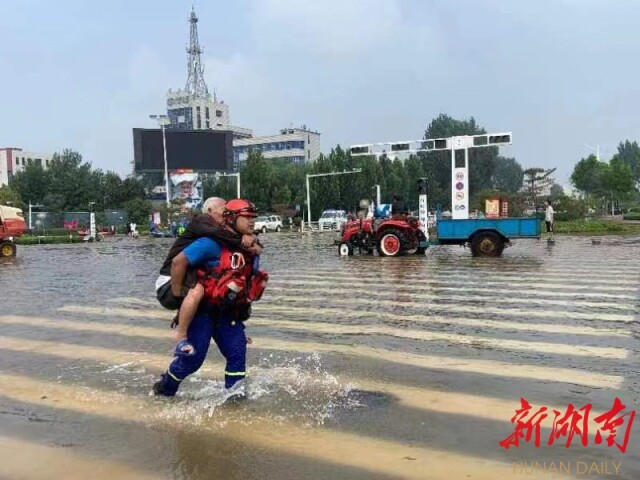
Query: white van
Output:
[[254, 215, 283, 233], [318, 210, 347, 231]]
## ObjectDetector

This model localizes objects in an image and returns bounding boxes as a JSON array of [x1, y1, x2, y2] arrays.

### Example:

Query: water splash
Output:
[[152, 352, 360, 429]]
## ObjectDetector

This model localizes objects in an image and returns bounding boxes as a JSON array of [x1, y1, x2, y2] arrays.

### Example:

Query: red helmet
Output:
[[224, 199, 258, 219]]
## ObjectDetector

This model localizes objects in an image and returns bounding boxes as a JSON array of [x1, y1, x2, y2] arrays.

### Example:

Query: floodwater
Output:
[[0, 232, 639, 480]]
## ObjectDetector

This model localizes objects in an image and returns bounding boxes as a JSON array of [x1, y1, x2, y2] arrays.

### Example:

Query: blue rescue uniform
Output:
[[158, 237, 248, 395]]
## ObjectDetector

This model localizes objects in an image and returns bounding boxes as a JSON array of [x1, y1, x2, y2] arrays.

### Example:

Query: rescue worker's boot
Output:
[[152, 372, 180, 397], [225, 378, 247, 402]]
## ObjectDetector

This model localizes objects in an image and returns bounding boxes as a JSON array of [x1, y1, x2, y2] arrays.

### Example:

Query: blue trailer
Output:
[[420, 217, 541, 256]]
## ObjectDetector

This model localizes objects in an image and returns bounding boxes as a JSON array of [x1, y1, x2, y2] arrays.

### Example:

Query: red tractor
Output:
[[337, 214, 427, 257], [0, 205, 27, 257]]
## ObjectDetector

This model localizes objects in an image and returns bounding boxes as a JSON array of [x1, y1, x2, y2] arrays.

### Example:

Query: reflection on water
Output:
[[0, 233, 639, 479]]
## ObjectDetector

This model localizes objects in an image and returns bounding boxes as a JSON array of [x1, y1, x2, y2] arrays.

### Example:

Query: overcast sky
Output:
[[2, 0, 639, 184]]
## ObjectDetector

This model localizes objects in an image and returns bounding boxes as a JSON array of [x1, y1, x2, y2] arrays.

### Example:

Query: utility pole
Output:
[[149, 114, 171, 206]]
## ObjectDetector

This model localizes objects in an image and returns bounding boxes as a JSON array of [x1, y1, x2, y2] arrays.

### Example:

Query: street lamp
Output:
[[215, 171, 241, 198], [305, 168, 362, 229], [149, 114, 171, 206]]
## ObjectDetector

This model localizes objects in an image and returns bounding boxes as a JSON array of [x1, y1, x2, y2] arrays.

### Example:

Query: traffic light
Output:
[[473, 135, 488, 146], [349, 145, 370, 156], [434, 139, 447, 149], [391, 142, 411, 152], [489, 134, 511, 145], [417, 178, 427, 194]]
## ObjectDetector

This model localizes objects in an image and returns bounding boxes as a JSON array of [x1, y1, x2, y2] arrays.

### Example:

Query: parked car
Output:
[[254, 215, 283, 233], [318, 209, 347, 231]]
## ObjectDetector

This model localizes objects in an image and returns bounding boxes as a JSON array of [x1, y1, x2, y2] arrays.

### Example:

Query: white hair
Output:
[[202, 197, 226, 214]]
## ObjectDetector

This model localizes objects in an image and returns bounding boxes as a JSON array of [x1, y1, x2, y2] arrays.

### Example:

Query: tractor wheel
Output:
[[471, 232, 504, 257], [416, 247, 427, 255], [262, 226, 268, 234], [0, 241, 17, 257], [338, 242, 353, 256], [378, 229, 405, 257], [275, 226, 281, 232]]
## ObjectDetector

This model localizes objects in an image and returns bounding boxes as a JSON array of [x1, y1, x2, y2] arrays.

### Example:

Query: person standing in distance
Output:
[[545, 200, 555, 242]]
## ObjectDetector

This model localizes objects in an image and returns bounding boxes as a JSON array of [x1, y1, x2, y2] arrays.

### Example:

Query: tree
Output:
[[47, 150, 95, 211], [601, 156, 636, 212], [403, 155, 427, 209], [201, 173, 236, 202], [123, 197, 153, 225], [119, 177, 146, 205], [420, 114, 500, 208], [616, 140, 640, 187], [523, 167, 556, 208], [240, 151, 276, 211], [554, 195, 588, 221], [570, 153, 636, 214], [0, 185, 23, 208], [550, 183, 564, 199], [10, 162, 50, 206], [571, 155, 607, 195], [493, 157, 524, 193]]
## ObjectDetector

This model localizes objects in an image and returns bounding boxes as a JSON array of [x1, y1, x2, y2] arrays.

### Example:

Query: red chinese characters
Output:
[[499, 397, 635, 452], [499, 398, 548, 449], [548, 403, 591, 448], [593, 398, 636, 454]]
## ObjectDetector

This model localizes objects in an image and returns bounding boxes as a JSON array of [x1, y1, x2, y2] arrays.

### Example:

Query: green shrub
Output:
[[623, 213, 640, 221], [552, 220, 640, 234], [15, 235, 85, 245]]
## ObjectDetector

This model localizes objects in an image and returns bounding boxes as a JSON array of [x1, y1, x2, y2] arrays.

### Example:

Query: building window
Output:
[[308, 150, 311, 160], [196, 106, 202, 129], [216, 110, 223, 117], [206, 107, 210, 119], [35, 158, 42, 166]]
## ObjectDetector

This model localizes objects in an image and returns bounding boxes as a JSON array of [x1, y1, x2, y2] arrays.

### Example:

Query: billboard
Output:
[[170, 171, 203, 211], [133, 128, 233, 173]]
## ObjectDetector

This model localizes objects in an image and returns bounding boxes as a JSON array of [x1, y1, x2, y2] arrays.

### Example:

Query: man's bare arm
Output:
[[171, 252, 190, 297]]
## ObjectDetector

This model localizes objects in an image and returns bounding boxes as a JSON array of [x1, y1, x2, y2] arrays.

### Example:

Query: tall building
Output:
[[0, 148, 53, 187], [166, 8, 252, 140], [165, 7, 321, 171]]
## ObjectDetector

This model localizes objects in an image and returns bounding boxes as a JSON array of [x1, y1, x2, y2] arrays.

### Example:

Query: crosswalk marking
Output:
[[0, 436, 160, 480], [265, 287, 636, 311], [275, 271, 640, 289], [0, 372, 586, 480], [3, 312, 624, 359], [258, 302, 635, 323], [270, 279, 638, 300], [0, 316, 621, 387]]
